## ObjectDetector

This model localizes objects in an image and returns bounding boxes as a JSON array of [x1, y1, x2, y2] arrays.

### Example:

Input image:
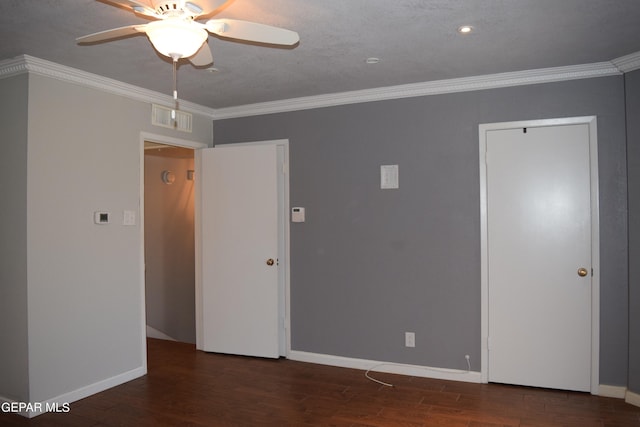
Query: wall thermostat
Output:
[[94, 211, 110, 224], [292, 207, 305, 223]]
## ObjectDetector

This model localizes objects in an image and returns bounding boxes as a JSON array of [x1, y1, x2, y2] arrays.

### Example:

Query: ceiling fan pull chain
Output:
[[172, 57, 178, 126]]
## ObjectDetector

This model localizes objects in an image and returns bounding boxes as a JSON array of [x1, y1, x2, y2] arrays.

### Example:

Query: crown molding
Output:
[[0, 55, 216, 118], [611, 51, 640, 73], [0, 55, 29, 79], [213, 61, 621, 119], [2, 52, 636, 121]]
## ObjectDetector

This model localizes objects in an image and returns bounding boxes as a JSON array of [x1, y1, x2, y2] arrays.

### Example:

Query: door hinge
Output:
[[487, 336, 491, 351]]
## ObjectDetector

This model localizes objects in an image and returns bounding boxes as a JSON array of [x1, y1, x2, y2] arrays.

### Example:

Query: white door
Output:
[[484, 121, 596, 392], [198, 144, 280, 358]]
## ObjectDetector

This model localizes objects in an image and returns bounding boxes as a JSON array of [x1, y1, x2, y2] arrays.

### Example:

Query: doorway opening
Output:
[[139, 134, 291, 363], [144, 142, 196, 344]]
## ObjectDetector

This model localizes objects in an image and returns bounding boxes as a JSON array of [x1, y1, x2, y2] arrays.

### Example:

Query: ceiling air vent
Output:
[[151, 104, 192, 133]]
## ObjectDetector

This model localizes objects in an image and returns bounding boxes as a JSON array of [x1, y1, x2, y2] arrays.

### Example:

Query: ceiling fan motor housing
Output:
[[152, 1, 203, 18]]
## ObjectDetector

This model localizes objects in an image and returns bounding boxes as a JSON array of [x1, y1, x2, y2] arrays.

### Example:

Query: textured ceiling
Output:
[[2, 0, 640, 110]]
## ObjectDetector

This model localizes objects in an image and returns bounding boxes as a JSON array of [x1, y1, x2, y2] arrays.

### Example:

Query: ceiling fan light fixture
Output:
[[145, 19, 208, 59]]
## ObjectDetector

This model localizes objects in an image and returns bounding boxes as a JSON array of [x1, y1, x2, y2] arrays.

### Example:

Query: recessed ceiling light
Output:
[[458, 25, 473, 34], [365, 57, 380, 64], [206, 67, 219, 73]]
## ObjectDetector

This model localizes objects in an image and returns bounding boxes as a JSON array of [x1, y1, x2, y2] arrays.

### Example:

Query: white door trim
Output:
[[195, 139, 291, 358], [138, 132, 208, 368], [478, 116, 600, 394]]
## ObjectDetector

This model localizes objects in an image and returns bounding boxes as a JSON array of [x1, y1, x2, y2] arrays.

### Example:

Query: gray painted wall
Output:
[[213, 76, 629, 385], [0, 71, 212, 405], [626, 69, 640, 394], [0, 74, 29, 402], [144, 153, 196, 344]]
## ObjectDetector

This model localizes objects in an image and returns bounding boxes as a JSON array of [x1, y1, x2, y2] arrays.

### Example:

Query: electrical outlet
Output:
[[405, 332, 415, 348]]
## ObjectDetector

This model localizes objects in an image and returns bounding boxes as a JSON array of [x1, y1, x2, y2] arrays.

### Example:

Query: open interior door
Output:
[[196, 144, 279, 358]]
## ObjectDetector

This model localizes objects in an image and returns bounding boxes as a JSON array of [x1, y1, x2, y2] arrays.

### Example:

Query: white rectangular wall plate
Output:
[[123, 210, 136, 226], [381, 165, 399, 189], [292, 207, 305, 222], [405, 331, 415, 348]]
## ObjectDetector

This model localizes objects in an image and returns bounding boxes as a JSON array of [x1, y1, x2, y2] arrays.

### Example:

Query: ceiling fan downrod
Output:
[[171, 54, 179, 126]]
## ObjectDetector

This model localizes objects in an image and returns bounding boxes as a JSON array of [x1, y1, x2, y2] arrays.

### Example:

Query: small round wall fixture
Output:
[[161, 170, 176, 184]]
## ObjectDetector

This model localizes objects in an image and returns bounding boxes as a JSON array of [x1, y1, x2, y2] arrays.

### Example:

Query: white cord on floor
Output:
[[365, 357, 472, 388], [365, 364, 395, 387]]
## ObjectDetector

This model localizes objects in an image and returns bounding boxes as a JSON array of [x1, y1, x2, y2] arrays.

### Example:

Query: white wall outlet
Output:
[[405, 332, 415, 348], [381, 164, 399, 189]]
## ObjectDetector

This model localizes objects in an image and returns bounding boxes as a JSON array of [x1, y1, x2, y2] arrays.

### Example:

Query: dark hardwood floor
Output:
[[2, 338, 639, 426]]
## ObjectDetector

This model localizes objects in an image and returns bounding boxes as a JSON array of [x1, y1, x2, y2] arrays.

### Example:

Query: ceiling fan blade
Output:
[[103, 0, 158, 17], [189, 41, 213, 66], [206, 19, 299, 46], [76, 25, 147, 44]]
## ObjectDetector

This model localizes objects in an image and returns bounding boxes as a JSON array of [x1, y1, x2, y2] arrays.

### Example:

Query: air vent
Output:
[[151, 104, 193, 133]]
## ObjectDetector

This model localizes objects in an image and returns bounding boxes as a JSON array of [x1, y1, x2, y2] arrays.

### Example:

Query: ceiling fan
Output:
[[77, 0, 299, 65], [77, 0, 299, 118]]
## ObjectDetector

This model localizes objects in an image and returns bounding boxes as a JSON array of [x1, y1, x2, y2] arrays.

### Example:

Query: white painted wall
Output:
[[0, 70, 212, 409], [27, 74, 147, 402], [0, 74, 30, 403]]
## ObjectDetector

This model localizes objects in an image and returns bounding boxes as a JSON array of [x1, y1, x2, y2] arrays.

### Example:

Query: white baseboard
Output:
[[0, 396, 30, 418], [598, 384, 627, 399], [289, 350, 482, 383], [0, 366, 146, 418], [626, 390, 640, 408], [146, 325, 176, 341], [596, 385, 640, 408]]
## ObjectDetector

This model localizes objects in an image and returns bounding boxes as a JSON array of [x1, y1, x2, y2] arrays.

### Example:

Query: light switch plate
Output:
[[123, 210, 136, 226]]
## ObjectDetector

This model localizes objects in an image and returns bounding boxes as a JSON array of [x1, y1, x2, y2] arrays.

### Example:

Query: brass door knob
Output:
[[266, 258, 275, 266], [577, 267, 589, 277]]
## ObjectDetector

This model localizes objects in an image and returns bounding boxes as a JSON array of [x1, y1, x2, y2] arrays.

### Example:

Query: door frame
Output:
[[478, 116, 600, 394], [138, 132, 208, 366], [194, 139, 291, 357]]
